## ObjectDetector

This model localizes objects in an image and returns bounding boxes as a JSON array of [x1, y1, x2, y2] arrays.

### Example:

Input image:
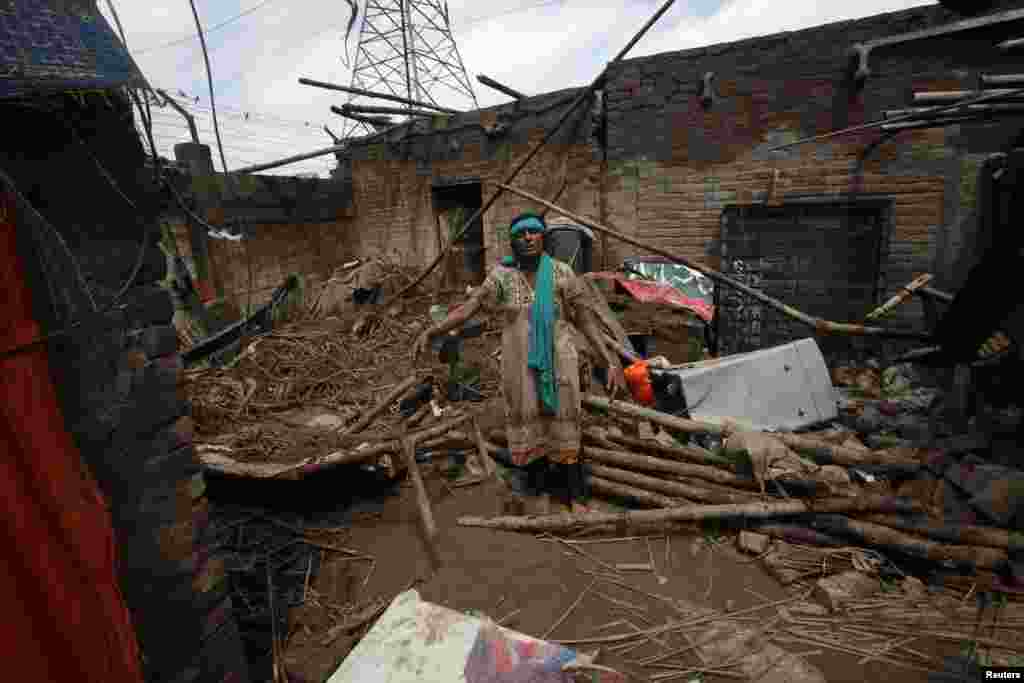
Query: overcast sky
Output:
[[100, 0, 937, 176]]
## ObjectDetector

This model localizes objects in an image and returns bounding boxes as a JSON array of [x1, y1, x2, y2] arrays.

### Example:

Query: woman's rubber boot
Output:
[[525, 459, 551, 515], [567, 463, 591, 513]]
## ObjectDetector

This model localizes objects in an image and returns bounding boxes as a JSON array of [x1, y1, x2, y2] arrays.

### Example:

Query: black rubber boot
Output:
[[555, 463, 573, 509], [568, 463, 587, 501], [525, 459, 547, 496]]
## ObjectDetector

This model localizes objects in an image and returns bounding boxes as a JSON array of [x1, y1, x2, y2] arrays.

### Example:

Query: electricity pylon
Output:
[[339, 0, 478, 137]]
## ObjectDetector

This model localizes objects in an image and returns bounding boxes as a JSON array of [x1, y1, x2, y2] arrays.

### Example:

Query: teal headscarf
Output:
[[505, 215, 558, 415]]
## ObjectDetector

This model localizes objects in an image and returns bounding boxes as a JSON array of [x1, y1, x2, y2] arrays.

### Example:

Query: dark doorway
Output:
[[432, 180, 485, 287], [717, 200, 891, 356]]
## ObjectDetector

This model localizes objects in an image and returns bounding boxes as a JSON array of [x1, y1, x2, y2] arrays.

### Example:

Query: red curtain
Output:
[[0, 190, 143, 682]]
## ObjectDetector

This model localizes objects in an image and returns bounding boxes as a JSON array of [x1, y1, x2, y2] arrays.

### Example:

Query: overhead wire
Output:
[[187, 0, 256, 315], [133, 0, 280, 55]]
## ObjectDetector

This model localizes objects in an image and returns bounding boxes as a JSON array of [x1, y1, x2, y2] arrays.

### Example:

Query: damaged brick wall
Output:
[[168, 216, 359, 315], [603, 1, 1024, 344], [344, 86, 605, 274], [3, 92, 247, 683]]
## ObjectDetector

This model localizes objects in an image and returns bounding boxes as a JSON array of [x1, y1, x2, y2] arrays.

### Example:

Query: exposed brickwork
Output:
[[4, 91, 247, 683], [598, 2, 1024, 335]]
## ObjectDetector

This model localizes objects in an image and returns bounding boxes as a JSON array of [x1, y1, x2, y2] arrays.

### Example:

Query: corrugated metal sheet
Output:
[[717, 201, 890, 356], [0, 0, 144, 100]]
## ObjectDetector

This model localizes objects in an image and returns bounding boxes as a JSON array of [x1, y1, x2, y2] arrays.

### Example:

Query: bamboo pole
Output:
[[500, 184, 933, 341], [603, 431, 733, 468], [773, 434, 919, 467], [857, 514, 1021, 552], [583, 446, 757, 491], [588, 462, 755, 504], [589, 476, 687, 508], [865, 274, 934, 321], [585, 394, 728, 435], [401, 437, 442, 568], [476, 74, 527, 100], [818, 516, 1009, 570], [297, 77, 460, 113], [388, 0, 680, 303], [344, 375, 420, 434], [457, 495, 920, 534], [585, 395, 918, 467], [473, 418, 497, 477]]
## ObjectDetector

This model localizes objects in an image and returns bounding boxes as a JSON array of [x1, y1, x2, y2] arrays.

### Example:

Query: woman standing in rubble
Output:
[[413, 213, 626, 513]]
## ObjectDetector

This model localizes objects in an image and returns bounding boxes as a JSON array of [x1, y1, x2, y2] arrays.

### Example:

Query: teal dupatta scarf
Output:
[[527, 253, 558, 415], [503, 218, 558, 415]]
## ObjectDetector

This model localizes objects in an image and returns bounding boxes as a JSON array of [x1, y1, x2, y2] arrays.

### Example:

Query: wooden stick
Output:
[[542, 533, 622, 575], [617, 563, 655, 572], [472, 418, 497, 478], [865, 274, 934, 321], [586, 396, 918, 467], [498, 184, 933, 341], [344, 375, 420, 435], [553, 591, 812, 645], [857, 513, 1019, 551], [589, 475, 687, 508], [458, 495, 919, 534], [401, 437, 441, 568], [584, 446, 758, 493], [497, 608, 522, 625], [819, 516, 1008, 570], [604, 431, 733, 468], [588, 462, 754, 504], [404, 402, 431, 429], [857, 635, 921, 665], [543, 578, 597, 639]]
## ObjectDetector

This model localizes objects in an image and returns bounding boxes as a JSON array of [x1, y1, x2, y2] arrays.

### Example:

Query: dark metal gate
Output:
[[716, 200, 891, 356]]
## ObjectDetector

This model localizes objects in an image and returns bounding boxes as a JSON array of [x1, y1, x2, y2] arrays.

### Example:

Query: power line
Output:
[[145, 101, 334, 140], [156, 90, 328, 131], [133, 0, 280, 55], [457, 0, 565, 30], [146, 116, 330, 149]]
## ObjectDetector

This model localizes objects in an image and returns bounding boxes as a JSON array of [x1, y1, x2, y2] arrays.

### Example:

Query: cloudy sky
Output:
[[100, 0, 937, 176]]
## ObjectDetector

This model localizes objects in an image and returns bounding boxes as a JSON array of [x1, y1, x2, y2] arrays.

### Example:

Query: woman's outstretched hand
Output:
[[606, 360, 628, 398]]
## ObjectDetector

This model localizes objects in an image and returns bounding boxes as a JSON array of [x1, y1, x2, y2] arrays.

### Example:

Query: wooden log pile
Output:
[[459, 393, 1020, 588]]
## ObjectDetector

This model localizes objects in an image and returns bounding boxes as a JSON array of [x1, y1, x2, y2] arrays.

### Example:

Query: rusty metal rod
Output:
[[330, 106, 395, 127], [769, 87, 1024, 152], [498, 183, 933, 341], [297, 77, 459, 113], [477, 74, 527, 100], [339, 103, 437, 118], [388, 0, 681, 303]]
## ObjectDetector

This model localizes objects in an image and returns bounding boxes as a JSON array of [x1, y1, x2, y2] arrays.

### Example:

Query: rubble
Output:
[[182, 247, 1024, 683]]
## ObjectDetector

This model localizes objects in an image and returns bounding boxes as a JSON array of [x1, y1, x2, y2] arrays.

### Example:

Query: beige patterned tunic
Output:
[[474, 260, 585, 466]]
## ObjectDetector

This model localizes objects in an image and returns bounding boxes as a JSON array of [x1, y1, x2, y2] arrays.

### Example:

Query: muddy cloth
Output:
[[475, 261, 586, 466]]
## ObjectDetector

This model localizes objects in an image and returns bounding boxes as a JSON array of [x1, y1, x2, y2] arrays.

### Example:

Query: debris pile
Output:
[[185, 264, 502, 481], [463, 355, 1024, 602]]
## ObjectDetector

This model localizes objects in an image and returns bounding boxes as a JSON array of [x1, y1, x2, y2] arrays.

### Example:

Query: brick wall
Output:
[[168, 216, 359, 314], [300, 3, 1024, 351], [601, 2, 1024, 337], [343, 87, 605, 274], [4, 91, 247, 683]]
